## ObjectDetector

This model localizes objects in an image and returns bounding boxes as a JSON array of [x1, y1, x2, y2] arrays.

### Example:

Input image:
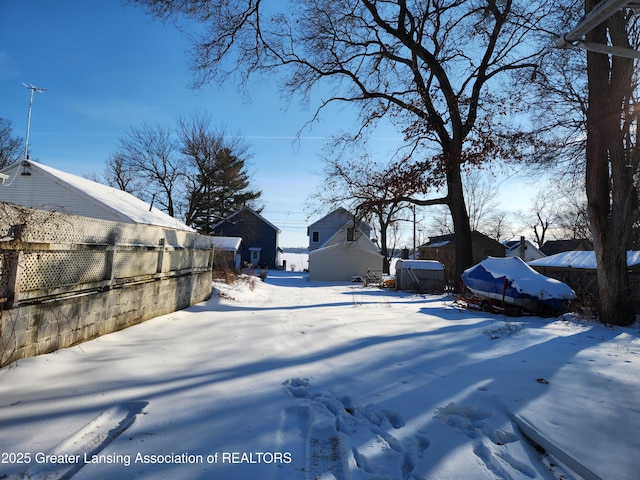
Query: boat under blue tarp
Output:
[[461, 257, 576, 316]]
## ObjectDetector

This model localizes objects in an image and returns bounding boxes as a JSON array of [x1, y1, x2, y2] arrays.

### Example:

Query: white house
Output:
[[504, 236, 546, 262], [0, 160, 193, 231], [307, 207, 372, 251], [308, 224, 383, 282]]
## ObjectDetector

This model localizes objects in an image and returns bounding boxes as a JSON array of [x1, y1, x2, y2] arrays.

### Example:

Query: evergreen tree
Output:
[[179, 114, 261, 233]]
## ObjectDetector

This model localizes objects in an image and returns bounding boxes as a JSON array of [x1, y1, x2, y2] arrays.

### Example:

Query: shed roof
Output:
[[529, 250, 640, 269], [212, 236, 242, 251], [0, 160, 193, 231], [396, 260, 444, 271]]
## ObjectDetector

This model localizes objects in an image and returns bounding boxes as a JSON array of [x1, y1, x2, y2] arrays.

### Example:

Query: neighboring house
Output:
[[212, 207, 281, 269], [529, 251, 640, 313], [504, 236, 546, 262], [307, 207, 372, 251], [211, 236, 242, 270], [0, 160, 193, 231], [540, 239, 592, 256], [308, 224, 383, 282], [418, 231, 505, 284]]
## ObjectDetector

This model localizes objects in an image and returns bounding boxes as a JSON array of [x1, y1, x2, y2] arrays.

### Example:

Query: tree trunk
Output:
[[585, 0, 636, 326], [378, 218, 391, 275], [447, 162, 473, 289]]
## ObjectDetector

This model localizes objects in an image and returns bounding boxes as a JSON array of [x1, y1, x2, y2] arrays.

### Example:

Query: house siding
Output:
[[309, 243, 383, 282], [212, 209, 280, 268], [308, 208, 372, 251]]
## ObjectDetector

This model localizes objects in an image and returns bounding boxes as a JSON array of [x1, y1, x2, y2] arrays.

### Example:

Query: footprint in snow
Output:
[[436, 402, 536, 479], [282, 378, 430, 479]]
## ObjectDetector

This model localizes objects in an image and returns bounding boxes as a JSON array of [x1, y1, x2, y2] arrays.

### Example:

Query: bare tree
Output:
[[529, 2, 640, 326], [113, 123, 185, 217], [103, 153, 145, 193], [519, 191, 561, 248], [583, 0, 640, 326], [128, 0, 551, 284], [484, 210, 515, 243], [313, 149, 411, 273], [557, 188, 591, 241], [424, 170, 509, 240], [0, 118, 23, 169], [177, 113, 261, 233]]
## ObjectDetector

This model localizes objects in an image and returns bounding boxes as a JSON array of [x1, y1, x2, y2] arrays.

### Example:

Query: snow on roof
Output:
[[426, 240, 450, 248], [396, 259, 444, 271], [529, 251, 640, 269], [212, 236, 242, 250], [27, 161, 194, 231]]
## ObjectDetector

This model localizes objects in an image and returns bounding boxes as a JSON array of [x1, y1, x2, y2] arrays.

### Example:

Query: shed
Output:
[[419, 231, 505, 284], [308, 224, 383, 282], [0, 160, 193, 231], [395, 259, 445, 292], [529, 251, 640, 312], [212, 236, 242, 270]]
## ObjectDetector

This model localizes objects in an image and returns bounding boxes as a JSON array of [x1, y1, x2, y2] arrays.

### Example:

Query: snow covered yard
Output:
[[1, 271, 639, 480]]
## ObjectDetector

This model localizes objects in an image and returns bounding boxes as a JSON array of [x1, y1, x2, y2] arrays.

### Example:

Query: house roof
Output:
[[212, 207, 280, 233], [308, 241, 383, 258], [307, 207, 371, 233], [320, 223, 379, 252], [529, 251, 640, 269], [504, 238, 545, 257], [0, 160, 193, 231], [423, 231, 504, 249], [540, 239, 592, 256]]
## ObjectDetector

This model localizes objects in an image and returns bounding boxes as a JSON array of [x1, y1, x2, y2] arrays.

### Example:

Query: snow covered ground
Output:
[[1, 271, 639, 480]]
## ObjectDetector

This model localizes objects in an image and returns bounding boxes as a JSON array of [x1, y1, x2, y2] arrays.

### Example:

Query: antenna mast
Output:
[[22, 83, 47, 160]]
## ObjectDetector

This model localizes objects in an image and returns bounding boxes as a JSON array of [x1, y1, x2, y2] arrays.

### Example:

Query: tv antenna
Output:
[[22, 83, 47, 160]]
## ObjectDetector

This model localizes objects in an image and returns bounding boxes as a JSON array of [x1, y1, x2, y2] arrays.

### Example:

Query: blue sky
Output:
[[0, 1, 539, 248], [0, 0, 374, 247]]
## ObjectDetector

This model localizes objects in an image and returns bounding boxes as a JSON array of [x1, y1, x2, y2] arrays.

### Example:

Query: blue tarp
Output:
[[462, 257, 576, 314]]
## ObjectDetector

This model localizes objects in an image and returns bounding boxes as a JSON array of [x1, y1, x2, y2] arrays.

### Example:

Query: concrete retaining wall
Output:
[[1, 269, 211, 366]]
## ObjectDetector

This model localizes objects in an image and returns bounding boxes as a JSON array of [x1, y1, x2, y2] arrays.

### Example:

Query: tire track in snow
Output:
[[20, 401, 147, 480]]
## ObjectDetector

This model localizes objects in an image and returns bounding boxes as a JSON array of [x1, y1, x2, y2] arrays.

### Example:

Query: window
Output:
[[312, 231, 319, 242], [347, 228, 355, 241]]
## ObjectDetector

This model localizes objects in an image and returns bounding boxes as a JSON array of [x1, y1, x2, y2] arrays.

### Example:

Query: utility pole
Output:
[[22, 83, 47, 160]]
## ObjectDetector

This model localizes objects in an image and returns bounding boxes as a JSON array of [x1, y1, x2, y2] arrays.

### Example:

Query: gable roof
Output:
[[307, 207, 371, 233], [0, 160, 193, 231], [504, 238, 545, 257], [320, 223, 379, 252], [212, 207, 280, 233], [423, 231, 504, 249]]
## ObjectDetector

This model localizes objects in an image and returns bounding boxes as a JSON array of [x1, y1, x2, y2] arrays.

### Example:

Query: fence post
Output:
[[3, 248, 24, 308], [157, 238, 166, 275], [105, 242, 118, 289], [189, 240, 196, 272]]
